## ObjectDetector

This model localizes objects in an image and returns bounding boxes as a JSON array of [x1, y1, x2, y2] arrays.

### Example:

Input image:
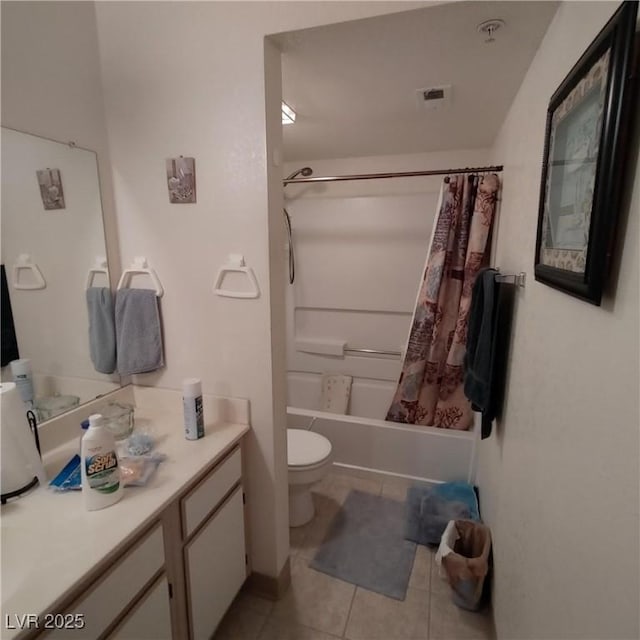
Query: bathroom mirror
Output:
[[1, 127, 121, 419]]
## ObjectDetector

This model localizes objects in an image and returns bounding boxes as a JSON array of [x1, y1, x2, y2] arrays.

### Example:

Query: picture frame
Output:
[[36, 168, 65, 210], [534, 1, 637, 305], [166, 156, 196, 204]]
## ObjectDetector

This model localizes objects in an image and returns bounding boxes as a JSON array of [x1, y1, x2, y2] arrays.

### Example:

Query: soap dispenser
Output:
[[81, 413, 123, 510]]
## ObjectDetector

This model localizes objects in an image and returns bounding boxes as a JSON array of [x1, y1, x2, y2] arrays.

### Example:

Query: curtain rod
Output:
[[283, 165, 503, 185]]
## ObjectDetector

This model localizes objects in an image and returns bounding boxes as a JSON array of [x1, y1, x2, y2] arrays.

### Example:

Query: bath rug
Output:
[[310, 490, 416, 600], [404, 482, 480, 546]]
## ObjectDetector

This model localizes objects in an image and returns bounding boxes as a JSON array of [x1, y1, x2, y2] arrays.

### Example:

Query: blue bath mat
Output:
[[404, 482, 480, 546], [310, 490, 416, 601]]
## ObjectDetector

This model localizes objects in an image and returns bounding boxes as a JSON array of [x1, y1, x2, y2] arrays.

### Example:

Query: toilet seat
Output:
[[287, 429, 332, 468]]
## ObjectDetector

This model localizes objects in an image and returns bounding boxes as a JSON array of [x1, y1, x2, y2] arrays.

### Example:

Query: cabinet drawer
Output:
[[108, 575, 172, 640], [181, 447, 241, 538], [43, 525, 164, 639]]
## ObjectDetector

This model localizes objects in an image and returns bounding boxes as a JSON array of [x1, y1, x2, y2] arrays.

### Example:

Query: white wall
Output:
[[92, 0, 432, 581], [479, 2, 639, 638], [284, 150, 490, 418]]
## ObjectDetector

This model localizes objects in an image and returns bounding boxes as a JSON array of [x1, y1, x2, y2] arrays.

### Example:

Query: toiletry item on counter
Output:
[[10, 358, 34, 409], [80, 413, 123, 510], [127, 432, 154, 456], [101, 401, 135, 440], [50, 453, 166, 491], [183, 378, 204, 440], [1, 382, 46, 502]]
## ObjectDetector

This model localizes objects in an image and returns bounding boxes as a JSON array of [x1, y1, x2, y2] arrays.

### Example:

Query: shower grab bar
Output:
[[344, 347, 402, 358]]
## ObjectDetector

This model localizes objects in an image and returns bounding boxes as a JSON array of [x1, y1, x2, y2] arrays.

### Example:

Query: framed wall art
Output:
[[534, 1, 638, 305], [166, 156, 196, 204], [36, 168, 65, 210]]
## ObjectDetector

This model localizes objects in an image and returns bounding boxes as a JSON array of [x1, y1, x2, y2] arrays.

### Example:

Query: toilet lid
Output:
[[287, 429, 332, 467]]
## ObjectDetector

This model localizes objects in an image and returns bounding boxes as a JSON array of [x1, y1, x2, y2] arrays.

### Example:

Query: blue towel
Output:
[[115, 288, 164, 376], [404, 482, 480, 546], [86, 287, 116, 374]]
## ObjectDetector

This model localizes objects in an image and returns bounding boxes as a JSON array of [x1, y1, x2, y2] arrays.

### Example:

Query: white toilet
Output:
[[287, 428, 333, 527]]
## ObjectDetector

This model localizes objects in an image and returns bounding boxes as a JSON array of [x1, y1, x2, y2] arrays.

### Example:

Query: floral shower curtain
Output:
[[385, 173, 500, 430]]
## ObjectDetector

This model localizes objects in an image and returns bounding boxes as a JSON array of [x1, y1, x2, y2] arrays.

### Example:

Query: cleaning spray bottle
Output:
[[80, 413, 123, 510]]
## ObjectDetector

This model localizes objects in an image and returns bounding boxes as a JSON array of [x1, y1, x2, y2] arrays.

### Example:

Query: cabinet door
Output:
[[109, 575, 172, 640], [42, 525, 165, 639], [185, 487, 246, 640]]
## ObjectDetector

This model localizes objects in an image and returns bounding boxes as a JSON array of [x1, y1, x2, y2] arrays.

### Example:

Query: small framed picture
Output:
[[36, 168, 65, 210], [534, 1, 637, 305], [166, 157, 196, 204]]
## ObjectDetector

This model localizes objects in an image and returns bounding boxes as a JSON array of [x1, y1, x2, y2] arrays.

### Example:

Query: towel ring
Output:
[[13, 254, 46, 290], [86, 256, 109, 289], [117, 257, 164, 298], [213, 254, 260, 299]]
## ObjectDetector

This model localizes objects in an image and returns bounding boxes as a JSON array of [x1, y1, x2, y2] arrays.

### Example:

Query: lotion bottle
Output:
[[183, 378, 204, 440], [10, 359, 34, 410], [81, 413, 123, 510]]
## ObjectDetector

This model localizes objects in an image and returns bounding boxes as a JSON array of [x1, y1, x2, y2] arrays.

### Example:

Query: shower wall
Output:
[[285, 148, 491, 419]]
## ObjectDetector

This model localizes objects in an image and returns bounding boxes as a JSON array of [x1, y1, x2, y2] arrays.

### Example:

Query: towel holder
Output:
[[494, 270, 526, 288], [86, 256, 109, 288], [12, 254, 46, 290], [117, 256, 164, 298], [213, 254, 260, 299]]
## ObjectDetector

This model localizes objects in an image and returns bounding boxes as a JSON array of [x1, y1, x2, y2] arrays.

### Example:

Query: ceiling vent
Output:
[[416, 84, 452, 111]]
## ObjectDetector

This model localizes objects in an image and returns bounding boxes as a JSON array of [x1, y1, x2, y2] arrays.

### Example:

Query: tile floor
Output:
[[214, 467, 495, 640]]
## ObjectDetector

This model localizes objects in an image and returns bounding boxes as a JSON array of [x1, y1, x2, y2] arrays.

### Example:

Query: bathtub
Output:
[[287, 406, 478, 484]]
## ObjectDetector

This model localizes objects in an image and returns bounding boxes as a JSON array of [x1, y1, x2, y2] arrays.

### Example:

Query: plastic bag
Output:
[[405, 482, 480, 545], [436, 519, 492, 611], [119, 453, 166, 487]]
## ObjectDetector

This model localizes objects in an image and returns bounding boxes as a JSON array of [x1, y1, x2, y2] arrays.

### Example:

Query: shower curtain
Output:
[[386, 173, 500, 430]]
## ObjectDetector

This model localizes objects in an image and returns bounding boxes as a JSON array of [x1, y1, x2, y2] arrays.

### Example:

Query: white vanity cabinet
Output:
[[41, 524, 167, 640], [32, 442, 246, 640], [185, 488, 246, 640], [109, 576, 173, 640], [181, 447, 246, 640]]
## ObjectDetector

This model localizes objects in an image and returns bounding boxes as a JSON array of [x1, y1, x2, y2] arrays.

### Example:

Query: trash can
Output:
[[436, 519, 492, 611]]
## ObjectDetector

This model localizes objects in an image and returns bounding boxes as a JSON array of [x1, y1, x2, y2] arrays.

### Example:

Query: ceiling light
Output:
[[282, 102, 296, 125]]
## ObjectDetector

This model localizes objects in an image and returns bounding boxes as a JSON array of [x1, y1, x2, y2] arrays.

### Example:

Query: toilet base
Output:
[[289, 484, 315, 527]]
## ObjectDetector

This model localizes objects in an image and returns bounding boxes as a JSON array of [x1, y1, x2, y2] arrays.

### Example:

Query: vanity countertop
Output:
[[0, 386, 250, 639]]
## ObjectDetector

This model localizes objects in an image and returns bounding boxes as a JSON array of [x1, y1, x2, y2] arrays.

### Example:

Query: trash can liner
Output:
[[436, 519, 492, 611], [404, 482, 480, 546]]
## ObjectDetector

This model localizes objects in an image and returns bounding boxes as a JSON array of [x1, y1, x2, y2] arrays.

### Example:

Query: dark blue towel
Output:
[[463, 268, 498, 415], [464, 268, 515, 439], [1, 265, 20, 366]]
